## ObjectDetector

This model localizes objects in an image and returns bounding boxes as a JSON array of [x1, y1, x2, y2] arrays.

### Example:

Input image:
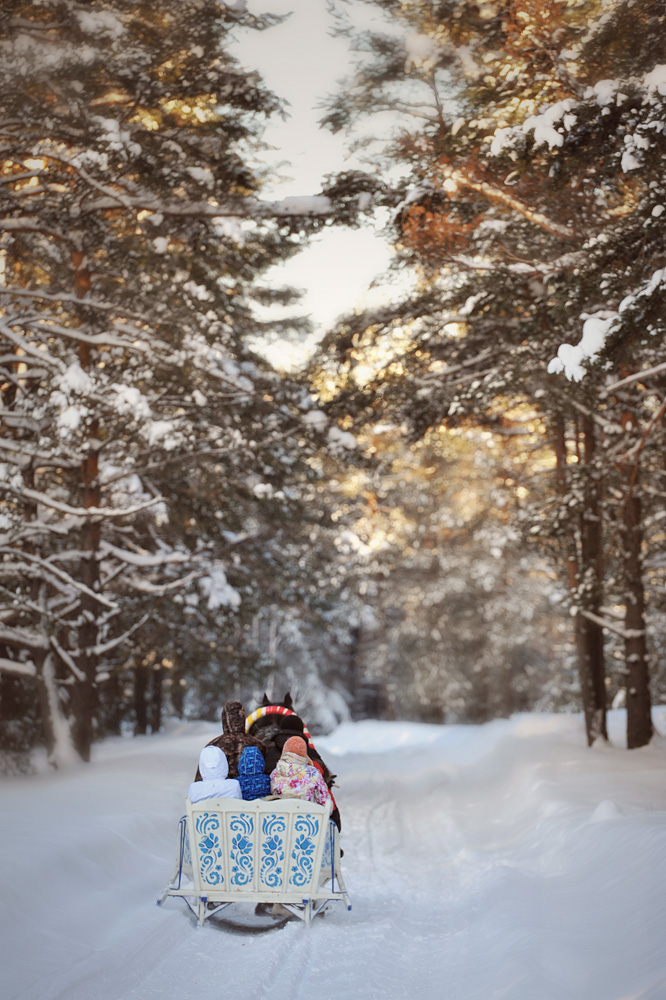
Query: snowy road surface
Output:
[[2, 711, 666, 1000]]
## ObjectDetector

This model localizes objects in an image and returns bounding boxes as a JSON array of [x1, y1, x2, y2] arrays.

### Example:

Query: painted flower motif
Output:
[[294, 834, 315, 855], [232, 834, 251, 854]]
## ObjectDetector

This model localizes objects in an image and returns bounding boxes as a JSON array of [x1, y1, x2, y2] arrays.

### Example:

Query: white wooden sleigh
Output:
[[158, 797, 351, 926]]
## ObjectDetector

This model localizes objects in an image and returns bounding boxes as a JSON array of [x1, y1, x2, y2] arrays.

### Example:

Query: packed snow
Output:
[[2, 710, 666, 1000]]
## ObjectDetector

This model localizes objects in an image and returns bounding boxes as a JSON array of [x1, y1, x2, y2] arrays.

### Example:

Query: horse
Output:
[[245, 693, 339, 804]]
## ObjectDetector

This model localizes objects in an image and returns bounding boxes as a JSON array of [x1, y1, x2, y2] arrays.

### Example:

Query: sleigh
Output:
[[157, 796, 350, 927]]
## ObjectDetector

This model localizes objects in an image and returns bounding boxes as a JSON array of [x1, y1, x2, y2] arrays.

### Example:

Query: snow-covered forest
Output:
[[1, 0, 666, 776]]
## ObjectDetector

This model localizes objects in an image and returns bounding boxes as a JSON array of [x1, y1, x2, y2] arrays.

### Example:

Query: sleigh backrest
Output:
[[185, 797, 334, 896]]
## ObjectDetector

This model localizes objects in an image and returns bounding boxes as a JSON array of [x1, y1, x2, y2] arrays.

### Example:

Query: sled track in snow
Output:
[[2, 714, 666, 1000]]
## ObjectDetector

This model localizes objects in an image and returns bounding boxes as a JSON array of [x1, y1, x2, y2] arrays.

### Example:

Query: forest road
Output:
[[2, 715, 666, 1000]]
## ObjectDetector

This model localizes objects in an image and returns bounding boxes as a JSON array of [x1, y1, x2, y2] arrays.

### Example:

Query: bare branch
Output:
[[446, 169, 576, 240], [604, 363, 666, 394]]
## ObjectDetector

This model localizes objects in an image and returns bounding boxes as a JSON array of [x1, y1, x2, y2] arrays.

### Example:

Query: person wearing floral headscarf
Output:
[[269, 736, 330, 806]]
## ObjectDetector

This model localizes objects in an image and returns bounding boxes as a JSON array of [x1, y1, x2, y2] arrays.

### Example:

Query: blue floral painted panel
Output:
[[321, 820, 334, 876], [260, 815, 286, 888], [289, 815, 320, 888], [229, 814, 254, 886], [195, 812, 224, 885]]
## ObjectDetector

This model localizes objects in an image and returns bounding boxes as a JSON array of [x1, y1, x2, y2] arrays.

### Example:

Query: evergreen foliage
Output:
[[320, 0, 666, 746], [0, 0, 359, 766]]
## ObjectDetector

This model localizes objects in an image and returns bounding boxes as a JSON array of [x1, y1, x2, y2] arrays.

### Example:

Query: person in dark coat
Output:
[[194, 700, 266, 780], [311, 759, 342, 832]]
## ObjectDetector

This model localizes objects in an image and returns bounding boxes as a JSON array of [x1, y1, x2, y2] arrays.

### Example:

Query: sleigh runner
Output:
[[158, 797, 350, 926]]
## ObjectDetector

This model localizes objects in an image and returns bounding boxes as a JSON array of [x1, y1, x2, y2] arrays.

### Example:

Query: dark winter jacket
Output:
[[237, 746, 271, 800], [194, 701, 267, 780], [311, 759, 342, 832]]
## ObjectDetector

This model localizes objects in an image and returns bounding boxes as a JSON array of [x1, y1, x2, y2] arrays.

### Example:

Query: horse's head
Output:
[[248, 693, 297, 741]]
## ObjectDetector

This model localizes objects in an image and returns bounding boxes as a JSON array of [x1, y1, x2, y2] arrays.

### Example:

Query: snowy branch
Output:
[[49, 635, 86, 682], [0, 319, 66, 372], [0, 624, 49, 651], [0, 216, 67, 240], [580, 609, 645, 640], [128, 570, 199, 595], [99, 541, 191, 568], [0, 549, 119, 610], [79, 194, 338, 220], [86, 613, 150, 658], [25, 318, 153, 354], [0, 438, 79, 469], [0, 656, 37, 678], [604, 363, 666, 395], [0, 287, 156, 324], [8, 487, 165, 521]]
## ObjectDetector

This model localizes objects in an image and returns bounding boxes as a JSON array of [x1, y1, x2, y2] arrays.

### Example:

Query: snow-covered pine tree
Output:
[[0, 1, 357, 765], [321, 0, 666, 745]]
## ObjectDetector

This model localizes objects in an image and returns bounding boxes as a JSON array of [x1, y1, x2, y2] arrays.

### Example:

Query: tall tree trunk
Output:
[[25, 465, 78, 761], [150, 664, 164, 734], [579, 415, 607, 743], [619, 412, 652, 748], [100, 670, 123, 737], [134, 662, 149, 735], [553, 412, 607, 744], [171, 670, 186, 718], [70, 249, 101, 761]]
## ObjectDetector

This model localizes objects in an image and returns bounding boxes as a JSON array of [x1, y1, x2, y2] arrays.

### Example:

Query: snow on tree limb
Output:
[[0, 287, 154, 323], [0, 656, 37, 677], [10, 488, 165, 522], [85, 613, 150, 658], [49, 636, 86, 683], [16, 318, 153, 354], [0, 550, 119, 611], [127, 571, 199, 596], [0, 625, 49, 651], [580, 609, 646, 641], [99, 541, 190, 568]]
